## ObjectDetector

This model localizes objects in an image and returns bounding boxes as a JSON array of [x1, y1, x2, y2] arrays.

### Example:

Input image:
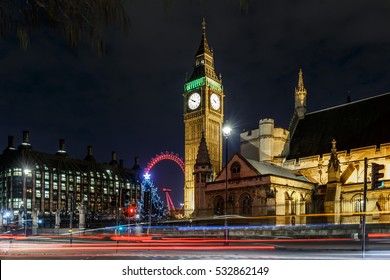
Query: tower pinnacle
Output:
[[188, 19, 220, 83], [295, 68, 307, 119], [297, 68, 305, 91]]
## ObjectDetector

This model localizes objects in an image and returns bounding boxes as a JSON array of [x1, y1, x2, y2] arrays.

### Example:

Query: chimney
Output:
[[59, 139, 65, 151], [22, 131, 30, 145], [110, 151, 118, 165], [112, 151, 117, 161], [132, 156, 141, 172], [8, 136, 14, 149], [88, 145, 93, 156], [19, 130, 32, 149], [84, 145, 96, 161], [56, 139, 67, 155]]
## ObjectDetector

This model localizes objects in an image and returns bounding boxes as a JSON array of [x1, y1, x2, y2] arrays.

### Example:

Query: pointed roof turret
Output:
[[195, 18, 213, 57], [294, 68, 307, 119], [297, 68, 305, 92], [195, 132, 212, 166], [327, 139, 341, 184], [328, 139, 340, 172], [188, 19, 220, 83]]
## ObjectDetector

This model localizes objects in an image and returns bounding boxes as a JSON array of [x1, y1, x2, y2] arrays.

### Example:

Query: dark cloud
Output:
[[1, 0, 390, 204]]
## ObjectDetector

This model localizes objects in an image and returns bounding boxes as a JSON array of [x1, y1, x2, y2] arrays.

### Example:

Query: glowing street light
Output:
[[22, 168, 31, 236], [223, 124, 232, 245]]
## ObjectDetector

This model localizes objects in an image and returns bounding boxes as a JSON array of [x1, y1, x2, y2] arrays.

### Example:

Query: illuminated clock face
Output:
[[210, 93, 220, 110], [188, 92, 201, 110]]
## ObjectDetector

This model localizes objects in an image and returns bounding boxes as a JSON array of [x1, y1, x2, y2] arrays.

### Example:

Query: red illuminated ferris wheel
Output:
[[144, 151, 184, 211], [144, 151, 184, 175]]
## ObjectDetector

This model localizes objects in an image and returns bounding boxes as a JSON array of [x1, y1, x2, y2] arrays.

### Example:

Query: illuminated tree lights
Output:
[[137, 178, 168, 221]]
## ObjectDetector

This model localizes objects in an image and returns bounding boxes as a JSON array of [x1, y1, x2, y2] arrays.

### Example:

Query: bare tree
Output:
[[0, 0, 130, 55]]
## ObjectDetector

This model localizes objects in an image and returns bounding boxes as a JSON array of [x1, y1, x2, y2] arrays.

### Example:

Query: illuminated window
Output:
[[351, 194, 364, 212], [352, 194, 364, 212], [13, 198, 22, 207], [13, 168, 22, 176]]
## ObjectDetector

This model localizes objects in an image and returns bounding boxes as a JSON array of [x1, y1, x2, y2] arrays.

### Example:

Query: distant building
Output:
[[194, 69, 390, 225], [0, 131, 142, 226]]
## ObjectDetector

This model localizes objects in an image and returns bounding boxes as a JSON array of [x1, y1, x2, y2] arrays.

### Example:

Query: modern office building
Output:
[[0, 131, 142, 226]]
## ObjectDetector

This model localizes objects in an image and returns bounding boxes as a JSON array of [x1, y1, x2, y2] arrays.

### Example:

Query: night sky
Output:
[[1, 1, 390, 206]]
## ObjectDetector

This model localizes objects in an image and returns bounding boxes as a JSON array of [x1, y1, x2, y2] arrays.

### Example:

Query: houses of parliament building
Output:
[[186, 20, 390, 225]]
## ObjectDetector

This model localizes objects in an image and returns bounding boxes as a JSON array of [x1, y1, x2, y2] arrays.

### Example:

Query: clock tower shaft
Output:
[[183, 19, 224, 215]]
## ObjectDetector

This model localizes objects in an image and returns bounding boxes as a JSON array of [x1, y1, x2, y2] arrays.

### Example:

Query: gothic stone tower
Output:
[[193, 133, 214, 217], [183, 19, 224, 214]]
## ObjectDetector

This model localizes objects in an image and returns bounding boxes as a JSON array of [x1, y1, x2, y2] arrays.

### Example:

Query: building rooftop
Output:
[[288, 92, 390, 160]]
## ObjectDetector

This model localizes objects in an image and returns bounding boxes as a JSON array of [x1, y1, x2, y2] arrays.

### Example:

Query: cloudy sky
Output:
[[1, 0, 390, 205]]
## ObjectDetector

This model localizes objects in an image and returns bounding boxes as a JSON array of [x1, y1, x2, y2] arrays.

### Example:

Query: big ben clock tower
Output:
[[183, 19, 224, 214]]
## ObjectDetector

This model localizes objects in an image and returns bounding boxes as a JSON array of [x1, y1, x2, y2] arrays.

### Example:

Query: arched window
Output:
[[351, 194, 364, 213], [231, 161, 241, 179], [304, 194, 311, 214], [213, 196, 224, 215], [239, 193, 252, 215], [314, 199, 324, 214]]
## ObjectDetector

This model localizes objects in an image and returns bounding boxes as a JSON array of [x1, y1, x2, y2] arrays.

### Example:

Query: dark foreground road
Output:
[[1, 235, 390, 259]]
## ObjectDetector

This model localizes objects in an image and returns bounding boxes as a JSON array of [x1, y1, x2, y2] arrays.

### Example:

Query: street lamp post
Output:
[[22, 168, 31, 236], [223, 125, 232, 245]]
